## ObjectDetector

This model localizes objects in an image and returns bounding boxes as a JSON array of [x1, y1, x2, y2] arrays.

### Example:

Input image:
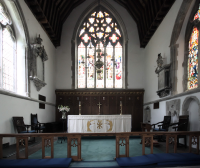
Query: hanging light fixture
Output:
[[94, 41, 104, 73]]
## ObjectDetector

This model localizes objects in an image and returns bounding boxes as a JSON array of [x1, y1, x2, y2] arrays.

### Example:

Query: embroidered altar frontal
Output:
[[68, 115, 131, 133]]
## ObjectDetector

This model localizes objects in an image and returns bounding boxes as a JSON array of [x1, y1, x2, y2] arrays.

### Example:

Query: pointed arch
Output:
[[183, 0, 200, 92], [71, 0, 128, 89]]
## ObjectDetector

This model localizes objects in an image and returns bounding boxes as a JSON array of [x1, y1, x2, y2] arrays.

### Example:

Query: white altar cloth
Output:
[[67, 115, 131, 133]]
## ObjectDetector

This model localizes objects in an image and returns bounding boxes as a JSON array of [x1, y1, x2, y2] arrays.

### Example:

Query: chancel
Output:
[[1, 0, 200, 168]]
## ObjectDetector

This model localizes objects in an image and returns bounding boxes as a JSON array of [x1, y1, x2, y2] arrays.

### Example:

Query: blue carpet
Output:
[[116, 153, 200, 167], [0, 158, 72, 168]]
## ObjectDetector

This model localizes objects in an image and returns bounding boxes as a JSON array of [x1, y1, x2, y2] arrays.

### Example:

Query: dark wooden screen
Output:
[[55, 89, 144, 131]]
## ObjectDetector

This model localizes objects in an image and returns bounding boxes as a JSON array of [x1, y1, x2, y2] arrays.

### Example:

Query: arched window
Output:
[[77, 6, 123, 89], [188, 26, 198, 90], [184, 1, 200, 91], [0, 3, 16, 92], [0, 1, 29, 96], [188, 6, 200, 90]]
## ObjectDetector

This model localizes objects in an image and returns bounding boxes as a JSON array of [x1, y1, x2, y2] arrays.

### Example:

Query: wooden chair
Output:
[[13, 117, 36, 143], [31, 113, 46, 133], [170, 115, 189, 147], [13, 117, 36, 133], [152, 116, 171, 142], [152, 116, 171, 131]]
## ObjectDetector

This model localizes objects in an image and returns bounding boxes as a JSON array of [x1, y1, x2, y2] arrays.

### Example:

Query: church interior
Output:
[[0, 0, 200, 167]]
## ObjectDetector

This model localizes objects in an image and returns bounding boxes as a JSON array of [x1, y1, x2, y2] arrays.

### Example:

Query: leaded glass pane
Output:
[[194, 4, 200, 21], [96, 42, 104, 88], [78, 42, 85, 88], [0, 4, 10, 25], [2, 28, 15, 91], [87, 44, 95, 88], [188, 27, 198, 90], [78, 6, 123, 89], [97, 11, 104, 18], [109, 34, 119, 43], [81, 34, 90, 43], [106, 18, 112, 24], [115, 42, 122, 88], [106, 42, 113, 88], [89, 18, 95, 24]]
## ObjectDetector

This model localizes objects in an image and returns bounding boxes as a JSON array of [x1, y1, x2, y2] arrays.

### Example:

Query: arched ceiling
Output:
[[24, 0, 175, 48]]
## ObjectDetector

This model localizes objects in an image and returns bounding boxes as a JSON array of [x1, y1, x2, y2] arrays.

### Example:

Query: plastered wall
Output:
[[144, 0, 200, 138], [55, 0, 145, 89], [0, 0, 56, 145]]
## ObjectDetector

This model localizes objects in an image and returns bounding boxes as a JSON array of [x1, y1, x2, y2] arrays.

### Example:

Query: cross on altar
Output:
[[97, 102, 102, 115]]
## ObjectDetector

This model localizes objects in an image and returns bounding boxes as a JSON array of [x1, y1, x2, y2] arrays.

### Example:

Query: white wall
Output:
[[0, 0, 56, 145], [144, 0, 184, 104], [144, 0, 200, 138], [55, 0, 145, 89]]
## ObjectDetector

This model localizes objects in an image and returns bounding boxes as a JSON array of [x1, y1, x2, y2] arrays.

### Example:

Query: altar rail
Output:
[[0, 131, 199, 161]]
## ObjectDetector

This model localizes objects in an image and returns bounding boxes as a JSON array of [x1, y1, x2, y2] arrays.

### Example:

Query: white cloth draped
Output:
[[68, 115, 131, 133]]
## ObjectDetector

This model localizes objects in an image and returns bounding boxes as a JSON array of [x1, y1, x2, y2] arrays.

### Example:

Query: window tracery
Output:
[[77, 7, 123, 89]]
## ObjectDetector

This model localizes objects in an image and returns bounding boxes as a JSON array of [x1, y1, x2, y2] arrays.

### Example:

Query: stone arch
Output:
[[182, 96, 200, 130], [169, 0, 193, 95], [143, 106, 151, 123], [71, 0, 128, 89]]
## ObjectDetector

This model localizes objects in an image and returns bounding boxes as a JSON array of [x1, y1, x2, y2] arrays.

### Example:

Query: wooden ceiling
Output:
[[24, 0, 175, 48]]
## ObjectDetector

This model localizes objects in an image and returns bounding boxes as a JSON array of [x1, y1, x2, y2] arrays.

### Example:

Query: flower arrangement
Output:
[[58, 105, 70, 112]]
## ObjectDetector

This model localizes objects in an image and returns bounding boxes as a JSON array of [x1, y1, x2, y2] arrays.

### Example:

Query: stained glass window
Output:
[[78, 42, 85, 88], [77, 6, 123, 88], [188, 27, 198, 90], [115, 42, 122, 88], [194, 4, 200, 21]]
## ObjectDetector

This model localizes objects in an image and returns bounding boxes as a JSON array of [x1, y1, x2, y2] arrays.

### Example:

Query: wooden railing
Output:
[[0, 131, 199, 161]]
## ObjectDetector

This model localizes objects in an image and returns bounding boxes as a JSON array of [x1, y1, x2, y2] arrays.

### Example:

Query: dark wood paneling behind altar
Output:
[[55, 89, 144, 131]]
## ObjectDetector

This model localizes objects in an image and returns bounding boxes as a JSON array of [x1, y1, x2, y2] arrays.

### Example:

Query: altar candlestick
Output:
[[79, 101, 81, 115], [120, 101, 122, 115]]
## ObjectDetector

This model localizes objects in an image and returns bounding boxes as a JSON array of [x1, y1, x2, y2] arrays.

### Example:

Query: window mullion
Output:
[[0, 27, 2, 88], [113, 45, 115, 88], [94, 45, 96, 88], [85, 46, 87, 88], [104, 44, 106, 88]]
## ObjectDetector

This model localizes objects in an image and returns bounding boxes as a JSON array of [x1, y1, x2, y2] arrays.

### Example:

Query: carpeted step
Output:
[[0, 158, 72, 168], [116, 153, 200, 167]]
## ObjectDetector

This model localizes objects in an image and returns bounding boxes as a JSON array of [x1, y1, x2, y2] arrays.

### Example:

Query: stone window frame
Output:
[[183, 0, 200, 92], [0, 0, 31, 97], [71, 0, 128, 89]]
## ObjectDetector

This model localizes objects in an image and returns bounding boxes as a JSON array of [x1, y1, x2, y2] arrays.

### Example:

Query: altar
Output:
[[68, 115, 131, 133]]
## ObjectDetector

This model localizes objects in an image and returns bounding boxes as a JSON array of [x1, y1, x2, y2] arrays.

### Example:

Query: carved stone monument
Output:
[[144, 106, 151, 124], [166, 99, 180, 123], [155, 53, 171, 98], [29, 35, 48, 91]]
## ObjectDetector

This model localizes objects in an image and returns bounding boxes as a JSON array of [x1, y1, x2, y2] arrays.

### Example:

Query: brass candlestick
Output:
[[79, 101, 81, 115], [120, 101, 122, 115]]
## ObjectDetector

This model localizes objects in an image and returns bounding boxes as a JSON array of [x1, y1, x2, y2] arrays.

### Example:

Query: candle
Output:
[[79, 101, 81, 105]]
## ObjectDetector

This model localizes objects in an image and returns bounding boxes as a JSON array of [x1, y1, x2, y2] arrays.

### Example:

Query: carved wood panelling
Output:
[[55, 89, 144, 131]]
